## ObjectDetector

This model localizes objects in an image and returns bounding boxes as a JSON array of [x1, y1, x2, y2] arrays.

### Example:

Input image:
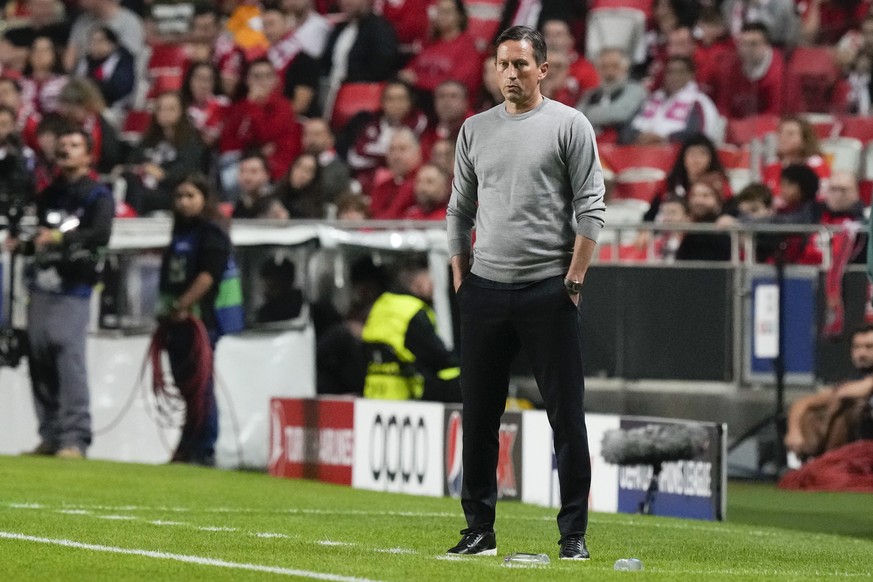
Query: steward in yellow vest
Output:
[[361, 261, 461, 401]]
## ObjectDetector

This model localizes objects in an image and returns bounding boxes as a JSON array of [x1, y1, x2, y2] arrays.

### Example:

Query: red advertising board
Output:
[[268, 398, 355, 485]]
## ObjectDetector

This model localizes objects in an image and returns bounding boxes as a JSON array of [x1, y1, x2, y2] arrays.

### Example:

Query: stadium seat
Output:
[[717, 145, 750, 169], [598, 143, 678, 174], [585, 8, 647, 65], [783, 46, 841, 114], [726, 168, 752, 194], [614, 167, 667, 202], [839, 115, 873, 143], [802, 113, 841, 140], [725, 114, 780, 146], [821, 137, 863, 175], [590, 0, 653, 15], [330, 82, 385, 132], [120, 109, 152, 144]]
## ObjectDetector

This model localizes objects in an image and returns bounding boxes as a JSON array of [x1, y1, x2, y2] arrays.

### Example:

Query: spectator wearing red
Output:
[[181, 61, 230, 147], [419, 80, 470, 160], [696, 8, 736, 97], [767, 163, 823, 264], [643, 0, 700, 80], [799, 0, 869, 45], [368, 127, 421, 219], [629, 56, 721, 145], [713, 21, 784, 118], [220, 58, 303, 182], [261, 2, 320, 116], [762, 115, 831, 197], [647, 27, 708, 92], [320, 0, 399, 117], [373, 0, 430, 61], [342, 79, 427, 193], [187, 4, 245, 97], [19, 35, 68, 115], [540, 18, 598, 106], [404, 162, 451, 221], [397, 0, 483, 101]]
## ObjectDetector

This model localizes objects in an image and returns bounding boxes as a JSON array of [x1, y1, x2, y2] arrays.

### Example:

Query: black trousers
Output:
[[458, 274, 591, 536]]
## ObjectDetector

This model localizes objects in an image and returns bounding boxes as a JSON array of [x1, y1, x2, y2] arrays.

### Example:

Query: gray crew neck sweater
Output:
[[446, 97, 606, 283]]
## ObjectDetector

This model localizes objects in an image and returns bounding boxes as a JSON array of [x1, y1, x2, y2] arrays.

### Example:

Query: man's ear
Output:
[[539, 61, 549, 81]]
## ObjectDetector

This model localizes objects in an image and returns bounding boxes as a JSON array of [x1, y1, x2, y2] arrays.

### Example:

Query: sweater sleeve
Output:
[[566, 113, 607, 241], [445, 121, 478, 257]]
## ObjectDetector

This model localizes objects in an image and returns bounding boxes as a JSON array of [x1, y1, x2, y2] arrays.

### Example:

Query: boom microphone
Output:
[[601, 423, 710, 466]]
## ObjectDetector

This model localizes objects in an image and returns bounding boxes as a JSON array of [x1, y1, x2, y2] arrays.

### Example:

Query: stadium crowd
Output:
[[0, 0, 867, 247]]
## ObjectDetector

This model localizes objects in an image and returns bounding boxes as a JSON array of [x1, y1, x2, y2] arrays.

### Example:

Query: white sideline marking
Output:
[[374, 548, 416, 555], [149, 520, 188, 526], [198, 526, 239, 532], [96, 515, 136, 521], [57, 510, 90, 515], [318, 540, 354, 547], [254, 533, 289, 539], [0, 532, 380, 582]]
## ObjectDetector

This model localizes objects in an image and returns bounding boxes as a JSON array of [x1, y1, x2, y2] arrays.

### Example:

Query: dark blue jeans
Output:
[[165, 321, 219, 465], [457, 274, 591, 536]]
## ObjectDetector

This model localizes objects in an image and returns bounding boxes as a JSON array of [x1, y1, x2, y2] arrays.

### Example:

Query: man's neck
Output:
[[62, 167, 89, 182], [505, 92, 544, 115]]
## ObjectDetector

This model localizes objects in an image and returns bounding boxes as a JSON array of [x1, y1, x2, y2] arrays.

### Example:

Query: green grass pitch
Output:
[[1, 455, 872, 580]]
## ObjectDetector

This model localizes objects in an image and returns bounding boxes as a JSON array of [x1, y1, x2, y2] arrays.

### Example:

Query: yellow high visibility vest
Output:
[[361, 292, 436, 400]]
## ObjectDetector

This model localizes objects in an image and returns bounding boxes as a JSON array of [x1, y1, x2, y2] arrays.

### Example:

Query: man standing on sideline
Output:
[[445, 26, 605, 559], [6, 127, 114, 459]]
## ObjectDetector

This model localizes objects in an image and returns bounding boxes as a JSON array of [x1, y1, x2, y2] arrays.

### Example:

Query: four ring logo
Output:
[[369, 414, 428, 485]]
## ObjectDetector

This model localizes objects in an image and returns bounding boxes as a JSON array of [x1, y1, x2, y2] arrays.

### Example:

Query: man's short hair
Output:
[[735, 183, 773, 207], [852, 324, 873, 339], [435, 79, 468, 98], [780, 163, 819, 203], [741, 21, 771, 43], [495, 25, 547, 65], [240, 150, 270, 172], [59, 127, 94, 154]]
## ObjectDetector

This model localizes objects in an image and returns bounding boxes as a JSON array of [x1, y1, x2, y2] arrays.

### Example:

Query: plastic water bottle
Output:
[[503, 553, 550, 567], [614, 558, 644, 571]]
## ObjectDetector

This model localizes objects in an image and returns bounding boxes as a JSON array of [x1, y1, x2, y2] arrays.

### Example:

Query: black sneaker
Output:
[[446, 529, 497, 556], [559, 534, 590, 560]]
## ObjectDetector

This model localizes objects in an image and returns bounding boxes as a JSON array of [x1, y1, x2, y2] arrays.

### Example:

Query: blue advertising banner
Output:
[[749, 275, 816, 377], [615, 417, 726, 521]]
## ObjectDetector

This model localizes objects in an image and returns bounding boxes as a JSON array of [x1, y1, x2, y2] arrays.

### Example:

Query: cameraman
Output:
[[5, 127, 114, 460]]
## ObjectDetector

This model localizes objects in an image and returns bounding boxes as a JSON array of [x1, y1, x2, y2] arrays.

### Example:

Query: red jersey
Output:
[[404, 32, 484, 97], [714, 49, 785, 118], [369, 166, 418, 219]]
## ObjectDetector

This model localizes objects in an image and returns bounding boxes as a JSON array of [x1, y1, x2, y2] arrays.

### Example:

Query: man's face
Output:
[[339, 0, 368, 18], [381, 84, 412, 122], [247, 63, 278, 99], [851, 331, 873, 370], [262, 10, 289, 45], [738, 31, 768, 67], [687, 184, 720, 220], [190, 13, 219, 44], [434, 83, 468, 122], [413, 165, 449, 207], [0, 81, 21, 111], [302, 119, 332, 153], [238, 158, 270, 195], [738, 199, 771, 218], [658, 200, 688, 224], [666, 28, 695, 58], [495, 39, 547, 106], [825, 172, 859, 213], [663, 60, 692, 94], [56, 133, 91, 172], [387, 134, 420, 177], [597, 51, 627, 85]]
